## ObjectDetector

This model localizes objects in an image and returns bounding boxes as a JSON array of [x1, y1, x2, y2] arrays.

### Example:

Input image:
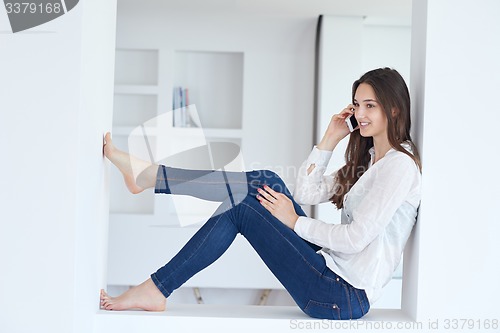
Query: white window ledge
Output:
[[95, 304, 414, 333]]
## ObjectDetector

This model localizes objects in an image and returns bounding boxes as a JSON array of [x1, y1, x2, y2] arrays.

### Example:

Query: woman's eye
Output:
[[367, 104, 374, 108]]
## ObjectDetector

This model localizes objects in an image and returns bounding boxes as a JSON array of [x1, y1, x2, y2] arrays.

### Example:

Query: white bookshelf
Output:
[[173, 50, 243, 129], [110, 47, 245, 208], [107, 48, 281, 290]]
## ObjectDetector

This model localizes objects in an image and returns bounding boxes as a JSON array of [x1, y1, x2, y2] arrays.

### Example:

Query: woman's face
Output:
[[353, 83, 388, 139]]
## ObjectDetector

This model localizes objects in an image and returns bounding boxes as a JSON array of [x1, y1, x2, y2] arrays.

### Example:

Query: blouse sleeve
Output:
[[292, 146, 337, 205], [294, 154, 418, 254]]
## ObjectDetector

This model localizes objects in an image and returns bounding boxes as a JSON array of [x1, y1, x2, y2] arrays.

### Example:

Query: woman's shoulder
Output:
[[383, 143, 420, 173]]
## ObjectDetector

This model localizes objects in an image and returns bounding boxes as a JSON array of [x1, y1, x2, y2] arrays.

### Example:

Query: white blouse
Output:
[[293, 144, 421, 304]]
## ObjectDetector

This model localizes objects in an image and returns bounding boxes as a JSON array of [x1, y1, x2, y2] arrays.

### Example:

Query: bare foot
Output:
[[100, 278, 166, 311], [103, 132, 148, 194]]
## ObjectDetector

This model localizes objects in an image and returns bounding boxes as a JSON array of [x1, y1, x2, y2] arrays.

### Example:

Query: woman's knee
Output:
[[246, 169, 290, 195], [262, 170, 288, 193]]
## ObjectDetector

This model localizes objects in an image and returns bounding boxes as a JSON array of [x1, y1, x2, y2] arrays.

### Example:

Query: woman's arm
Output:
[[294, 106, 354, 203], [294, 154, 419, 254], [293, 147, 337, 205]]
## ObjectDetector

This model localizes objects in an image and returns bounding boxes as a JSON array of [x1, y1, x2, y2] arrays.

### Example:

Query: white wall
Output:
[[0, 1, 116, 332], [410, 0, 500, 321]]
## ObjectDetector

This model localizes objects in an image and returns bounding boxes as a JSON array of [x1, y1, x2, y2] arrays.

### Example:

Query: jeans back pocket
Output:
[[303, 300, 341, 320]]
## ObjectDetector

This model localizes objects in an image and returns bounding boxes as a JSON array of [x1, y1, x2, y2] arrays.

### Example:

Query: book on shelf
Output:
[[173, 86, 197, 127]]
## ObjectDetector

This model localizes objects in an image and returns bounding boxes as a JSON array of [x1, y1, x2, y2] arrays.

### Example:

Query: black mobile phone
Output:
[[345, 114, 358, 132]]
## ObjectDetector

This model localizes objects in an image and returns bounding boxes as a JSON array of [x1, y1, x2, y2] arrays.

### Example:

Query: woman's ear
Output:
[[391, 108, 399, 118]]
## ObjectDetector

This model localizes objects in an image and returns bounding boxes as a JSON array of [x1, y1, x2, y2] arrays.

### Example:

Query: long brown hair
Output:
[[330, 68, 422, 209]]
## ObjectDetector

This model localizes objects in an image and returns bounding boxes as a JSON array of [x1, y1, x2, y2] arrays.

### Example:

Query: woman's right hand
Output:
[[317, 105, 355, 151]]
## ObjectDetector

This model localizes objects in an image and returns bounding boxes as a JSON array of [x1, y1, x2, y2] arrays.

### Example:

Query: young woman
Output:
[[100, 67, 422, 320]]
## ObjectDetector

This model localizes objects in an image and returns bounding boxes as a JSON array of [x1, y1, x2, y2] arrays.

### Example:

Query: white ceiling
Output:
[[119, 0, 412, 25]]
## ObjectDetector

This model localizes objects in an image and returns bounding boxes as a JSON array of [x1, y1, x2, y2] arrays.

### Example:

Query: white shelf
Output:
[[95, 307, 411, 333], [149, 223, 204, 229], [173, 50, 244, 129], [112, 125, 243, 139]]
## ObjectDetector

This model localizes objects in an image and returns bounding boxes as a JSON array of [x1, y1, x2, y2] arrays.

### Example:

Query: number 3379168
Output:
[[5, 2, 62, 14], [443, 319, 498, 330]]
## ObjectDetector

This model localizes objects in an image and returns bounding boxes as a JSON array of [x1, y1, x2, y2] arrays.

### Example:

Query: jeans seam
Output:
[[160, 169, 274, 186], [166, 179, 250, 184], [353, 288, 366, 315], [151, 273, 171, 298], [320, 267, 349, 285], [345, 285, 352, 319]]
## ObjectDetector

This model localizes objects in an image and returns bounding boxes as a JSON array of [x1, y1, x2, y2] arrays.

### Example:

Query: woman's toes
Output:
[[100, 290, 109, 300], [104, 132, 112, 145], [100, 290, 115, 310], [103, 300, 111, 308]]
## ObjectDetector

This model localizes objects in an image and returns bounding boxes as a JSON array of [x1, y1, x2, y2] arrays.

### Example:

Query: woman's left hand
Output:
[[257, 185, 299, 229]]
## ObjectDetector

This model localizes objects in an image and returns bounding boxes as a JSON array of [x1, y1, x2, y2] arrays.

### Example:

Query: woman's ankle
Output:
[[136, 164, 159, 190]]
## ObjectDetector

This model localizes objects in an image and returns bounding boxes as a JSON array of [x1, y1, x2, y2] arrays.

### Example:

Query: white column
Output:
[[410, 0, 500, 321], [73, 1, 116, 333], [0, 1, 116, 332], [316, 16, 364, 223]]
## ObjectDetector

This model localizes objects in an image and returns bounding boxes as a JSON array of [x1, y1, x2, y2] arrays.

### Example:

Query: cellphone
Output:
[[345, 114, 358, 132]]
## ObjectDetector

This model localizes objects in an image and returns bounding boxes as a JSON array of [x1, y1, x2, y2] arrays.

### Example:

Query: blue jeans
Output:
[[150, 166, 370, 320]]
